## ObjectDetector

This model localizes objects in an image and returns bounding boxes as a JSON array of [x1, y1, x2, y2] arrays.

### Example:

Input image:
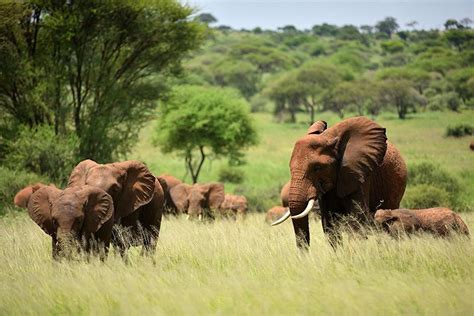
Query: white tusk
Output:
[[186, 214, 190, 220], [291, 199, 315, 219], [271, 209, 291, 226], [198, 214, 202, 221]]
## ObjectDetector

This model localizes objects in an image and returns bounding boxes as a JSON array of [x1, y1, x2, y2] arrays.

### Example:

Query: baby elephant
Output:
[[219, 194, 248, 220], [375, 208, 470, 237], [28, 185, 114, 259]]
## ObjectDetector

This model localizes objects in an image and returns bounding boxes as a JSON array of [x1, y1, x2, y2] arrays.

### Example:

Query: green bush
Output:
[[405, 162, 468, 210], [218, 166, 245, 184], [446, 124, 473, 137], [402, 184, 451, 209], [0, 167, 49, 214], [4, 125, 79, 185]]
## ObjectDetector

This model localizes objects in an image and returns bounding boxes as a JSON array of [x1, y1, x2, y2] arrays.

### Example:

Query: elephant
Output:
[[157, 173, 183, 214], [280, 181, 290, 207], [265, 206, 288, 224], [219, 194, 248, 219], [27, 185, 114, 259], [67, 159, 164, 255], [14, 182, 54, 208], [470, 139, 474, 151], [375, 208, 470, 237], [273, 117, 408, 249], [169, 182, 225, 220]]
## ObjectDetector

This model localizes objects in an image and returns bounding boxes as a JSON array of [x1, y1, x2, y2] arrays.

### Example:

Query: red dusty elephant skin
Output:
[[169, 182, 225, 220], [68, 160, 164, 255], [265, 206, 288, 224], [157, 173, 183, 215], [375, 207, 470, 237], [14, 183, 55, 208], [28, 185, 114, 259], [273, 117, 408, 249], [219, 194, 248, 219]]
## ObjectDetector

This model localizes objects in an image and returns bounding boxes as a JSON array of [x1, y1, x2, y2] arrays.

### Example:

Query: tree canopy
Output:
[[0, 0, 203, 163], [154, 85, 258, 183]]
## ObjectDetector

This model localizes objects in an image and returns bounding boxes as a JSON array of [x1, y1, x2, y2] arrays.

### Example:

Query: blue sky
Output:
[[182, 0, 473, 30]]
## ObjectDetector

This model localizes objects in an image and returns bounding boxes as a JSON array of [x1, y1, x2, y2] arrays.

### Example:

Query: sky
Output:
[[182, 0, 473, 30]]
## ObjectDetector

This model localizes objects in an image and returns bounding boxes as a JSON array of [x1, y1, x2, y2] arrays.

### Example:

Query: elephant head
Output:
[[68, 160, 155, 220], [158, 174, 183, 214], [14, 183, 51, 208], [273, 117, 387, 248], [170, 182, 225, 219], [28, 185, 114, 258], [374, 209, 418, 235]]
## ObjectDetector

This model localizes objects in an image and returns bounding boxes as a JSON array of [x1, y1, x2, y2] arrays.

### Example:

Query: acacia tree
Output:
[[0, 0, 203, 162], [154, 86, 257, 183], [377, 79, 426, 119]]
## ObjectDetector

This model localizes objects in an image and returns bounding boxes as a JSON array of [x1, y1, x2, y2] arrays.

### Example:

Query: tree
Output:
[[312, 23, 339, 37], [447, 68, 474, 101], [323, 80, 374, 117], [377, 79, 426, 119], [375, 17, 399, 38], [265, 63, 344, 123], [196, 13, 217, 25], [360, 25, 373, 34], [0, 0, 202, 162], [406, 21, 418, 30], [154, 86, 257, 183], [376, 67, 431, 94], [444, 29, 474, 51], [212, 59, 260, 99], [444, 19, 462, 30]]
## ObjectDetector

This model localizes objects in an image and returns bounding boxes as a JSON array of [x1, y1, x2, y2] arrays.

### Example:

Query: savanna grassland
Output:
[[1, 110, 473, 315]]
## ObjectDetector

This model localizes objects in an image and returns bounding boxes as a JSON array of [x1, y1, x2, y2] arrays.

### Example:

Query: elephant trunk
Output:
[[288, 171, 317, 249]]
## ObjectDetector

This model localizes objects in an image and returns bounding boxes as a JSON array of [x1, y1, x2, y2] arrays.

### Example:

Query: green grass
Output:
[[1, 110, 473, 314], [0, 212, 473, 315], [133, 110, 474, 209]]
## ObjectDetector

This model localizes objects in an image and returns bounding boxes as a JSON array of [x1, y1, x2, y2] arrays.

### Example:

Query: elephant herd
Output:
[[14, 161, 248, 259], [14, 116, 469, 259]]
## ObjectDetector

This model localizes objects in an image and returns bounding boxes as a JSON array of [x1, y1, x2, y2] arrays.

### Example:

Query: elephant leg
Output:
[[321, 210, 342, 250]]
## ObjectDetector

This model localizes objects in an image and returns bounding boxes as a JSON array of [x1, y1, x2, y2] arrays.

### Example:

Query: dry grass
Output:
[[1, 212, 473, 315]]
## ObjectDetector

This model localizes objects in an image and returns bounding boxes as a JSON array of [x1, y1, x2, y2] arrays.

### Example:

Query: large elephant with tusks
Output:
[[273, 117, 407, 249]]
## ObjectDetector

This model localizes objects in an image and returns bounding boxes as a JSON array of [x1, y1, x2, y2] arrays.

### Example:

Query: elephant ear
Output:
[[170, 183, 191, 212], [206, 182, 225, 209], [335, 117, 387, 197], [27, 186, 62, 235], [82, 186, 114, 234], [112, 161, 155, 217], [68, 160, 99, 187], [307, 120, 328, 135]]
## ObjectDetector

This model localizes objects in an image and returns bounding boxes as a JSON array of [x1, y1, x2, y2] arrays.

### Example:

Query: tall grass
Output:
[[1, 213, 473, 314]]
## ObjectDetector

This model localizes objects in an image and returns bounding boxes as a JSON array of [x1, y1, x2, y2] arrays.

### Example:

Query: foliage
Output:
[[0, 167, 48, 212], [212, 59, 260, 99], [375, 17, 399, 38], [154, 85, 257, 183], [381, 40, 405, 54], [0, 0, 203, 162], [218, 166, 245, 184], [402, 184, 451, 209], [407, 162, 462, 207], [377, 79, 426, 119], [446, 124, 474, 137], [195, 13, 217, 24], [4, 125, 79, 184]]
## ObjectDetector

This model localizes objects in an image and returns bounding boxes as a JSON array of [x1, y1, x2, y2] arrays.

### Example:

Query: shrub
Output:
[[218, 166, 245, 184], [4, 125, 79, 185], [405, 162, 467, 210], [402, 184, 451, 209], [446, 124, 474, 137], [0, 167, 49, 214]]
